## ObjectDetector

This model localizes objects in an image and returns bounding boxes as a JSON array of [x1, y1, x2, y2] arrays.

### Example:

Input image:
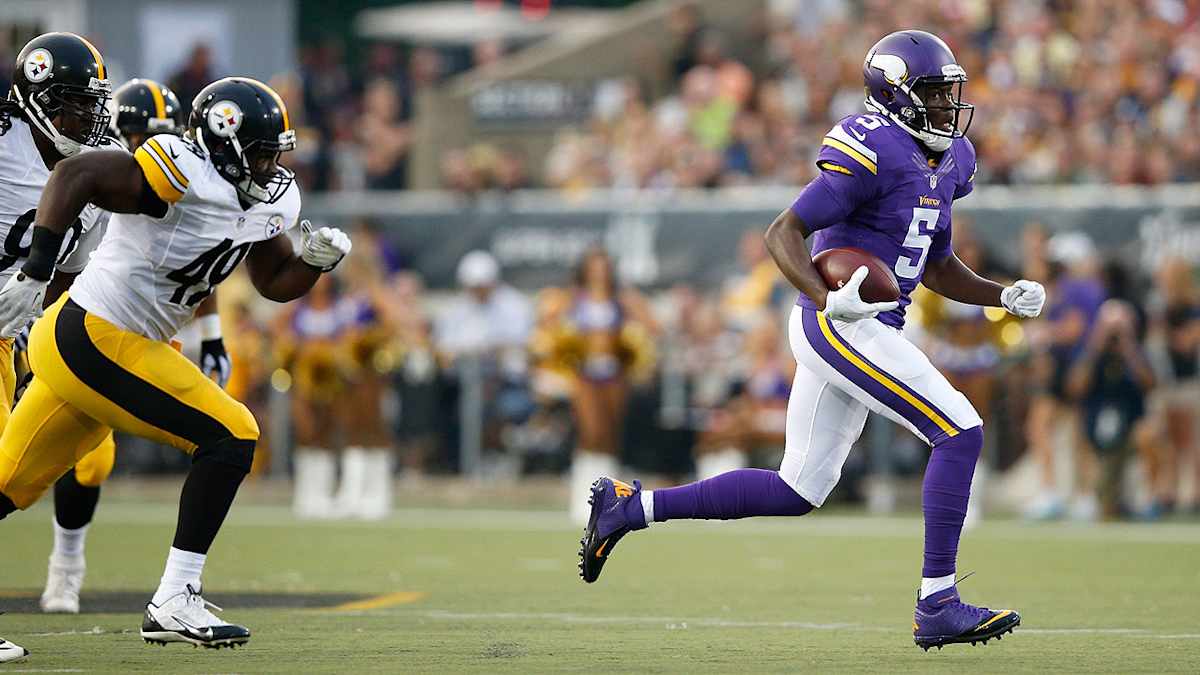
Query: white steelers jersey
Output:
[[70, 132, 301, 341], [0, 117, 110, 284]]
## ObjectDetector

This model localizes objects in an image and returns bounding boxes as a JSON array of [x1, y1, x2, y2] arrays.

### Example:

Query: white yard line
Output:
[[381, 609, 1199, 640]]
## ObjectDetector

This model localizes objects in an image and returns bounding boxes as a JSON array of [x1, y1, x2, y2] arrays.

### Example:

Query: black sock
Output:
[[54, 469, 101, 530], [172, 453, 249, 554], [0, 491, 15, 520]]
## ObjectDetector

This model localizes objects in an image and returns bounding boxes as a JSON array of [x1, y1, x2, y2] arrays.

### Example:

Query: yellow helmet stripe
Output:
[[140, 78, 167, 119], [241, 77, 291, 131], [73, 33, 107, 80]]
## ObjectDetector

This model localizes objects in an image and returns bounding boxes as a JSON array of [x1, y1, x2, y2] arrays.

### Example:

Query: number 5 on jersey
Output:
[[894, 207, 940, 280]]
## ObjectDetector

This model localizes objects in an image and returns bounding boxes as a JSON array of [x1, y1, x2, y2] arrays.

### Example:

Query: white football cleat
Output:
[[141, 585, 250, 649], [40, 553, 85, 614], [0, 638, 29, 663]]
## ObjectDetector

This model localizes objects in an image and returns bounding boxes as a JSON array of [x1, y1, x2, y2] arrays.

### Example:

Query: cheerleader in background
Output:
[[277, 274, 347, 519], [333, 236, 399, 519], [562, 247, 657, 524]]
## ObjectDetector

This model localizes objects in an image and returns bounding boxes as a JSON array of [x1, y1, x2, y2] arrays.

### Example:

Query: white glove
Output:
[[0, 272, 47, 338], [1001, 279, 1046, 318], [822, 266, 900, 323], [300, 220, 352, 271]]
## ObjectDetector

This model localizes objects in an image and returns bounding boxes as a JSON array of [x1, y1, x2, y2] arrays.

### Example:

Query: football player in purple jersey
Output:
[[578, 30, 1046, 651]]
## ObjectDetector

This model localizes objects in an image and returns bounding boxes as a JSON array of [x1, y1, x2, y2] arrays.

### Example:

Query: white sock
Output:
[[641, 490, 655, 526], [919, 573, 956, 600], [51, 521, 88, 560], [151, 547, 206, 606]]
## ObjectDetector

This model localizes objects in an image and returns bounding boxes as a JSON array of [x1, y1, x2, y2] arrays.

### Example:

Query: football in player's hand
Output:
[[813, 247, 901, 304]]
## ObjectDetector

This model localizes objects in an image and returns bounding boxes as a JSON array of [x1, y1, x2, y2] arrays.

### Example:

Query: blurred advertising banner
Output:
[[306, 185, 1200, 289]]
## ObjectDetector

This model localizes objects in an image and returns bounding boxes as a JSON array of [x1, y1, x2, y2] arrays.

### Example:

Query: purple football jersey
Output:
[[790, 113, 977, 327]]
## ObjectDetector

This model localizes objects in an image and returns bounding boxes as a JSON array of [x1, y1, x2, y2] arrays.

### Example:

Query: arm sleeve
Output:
[[133, 134, 192, 204]]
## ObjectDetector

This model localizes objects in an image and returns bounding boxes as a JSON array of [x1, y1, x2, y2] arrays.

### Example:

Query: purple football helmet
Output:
[[863, 30, 973, 152]]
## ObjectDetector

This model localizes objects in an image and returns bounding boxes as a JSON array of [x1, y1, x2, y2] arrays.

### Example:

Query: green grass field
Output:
[[2, 485, 1199, 673]]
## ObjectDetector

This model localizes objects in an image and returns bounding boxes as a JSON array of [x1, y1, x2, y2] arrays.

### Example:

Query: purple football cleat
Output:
[[578, 477, 646, 583], [913, 586, 1020, 651]]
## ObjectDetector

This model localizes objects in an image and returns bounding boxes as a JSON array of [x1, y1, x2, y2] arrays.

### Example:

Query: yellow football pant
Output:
[[0, 296, 258, 508]]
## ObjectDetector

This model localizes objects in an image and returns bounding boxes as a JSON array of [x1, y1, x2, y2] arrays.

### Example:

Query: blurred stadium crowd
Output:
[[1, 0, 1188, 193]]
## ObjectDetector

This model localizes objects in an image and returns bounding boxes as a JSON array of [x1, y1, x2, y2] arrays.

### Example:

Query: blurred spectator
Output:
[[720, 229, 786, 331], [435, 250, 533, 362], [561, 247, 657, 524], [1065, 300, 1155, 519], [1143, 257, 1200, 514], [359, 78, 411, 189], [1024, 231, 1107, 521], [168, 43, 215, 119]]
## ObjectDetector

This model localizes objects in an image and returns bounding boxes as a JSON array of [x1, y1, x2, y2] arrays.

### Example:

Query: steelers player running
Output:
[[36, 77, 233, 615], [578, 31, 1045, 651], [0, 76, 351, 648], [0, 31, 115, 664]]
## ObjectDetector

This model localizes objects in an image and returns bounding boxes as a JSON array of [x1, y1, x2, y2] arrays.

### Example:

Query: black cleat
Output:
[[914, 586, 1020, 651], [578, 477, 645, 583]]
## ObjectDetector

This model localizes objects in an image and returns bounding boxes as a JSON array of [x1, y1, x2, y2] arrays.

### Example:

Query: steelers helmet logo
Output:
[[24, 48, 53, 83], [207, 100, 243, 138]]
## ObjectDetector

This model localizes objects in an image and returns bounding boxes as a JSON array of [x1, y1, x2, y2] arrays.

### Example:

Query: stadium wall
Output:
[[306, 185, 1200, 289]]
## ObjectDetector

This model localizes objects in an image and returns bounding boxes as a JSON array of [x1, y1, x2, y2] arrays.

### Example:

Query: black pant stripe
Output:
[[54, 299, 234, 447]]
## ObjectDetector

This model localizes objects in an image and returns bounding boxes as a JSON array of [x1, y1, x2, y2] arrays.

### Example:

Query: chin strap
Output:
[[12, 84, 82, 157]]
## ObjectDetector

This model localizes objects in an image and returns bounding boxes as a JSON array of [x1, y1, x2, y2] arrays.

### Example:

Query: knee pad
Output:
[[193, 437, 256, 473], [74, 435, 117, 487]]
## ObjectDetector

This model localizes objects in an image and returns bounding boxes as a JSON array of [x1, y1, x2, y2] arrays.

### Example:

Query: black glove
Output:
[[199, 338, 232, 389]]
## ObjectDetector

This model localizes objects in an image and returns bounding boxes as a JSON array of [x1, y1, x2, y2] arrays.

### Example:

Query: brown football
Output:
[[812, 247, 901, 304]]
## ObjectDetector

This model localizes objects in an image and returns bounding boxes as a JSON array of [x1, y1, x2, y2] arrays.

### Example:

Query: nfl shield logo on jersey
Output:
[[929, 174, 938, 189], [265, 215, 284, 239]]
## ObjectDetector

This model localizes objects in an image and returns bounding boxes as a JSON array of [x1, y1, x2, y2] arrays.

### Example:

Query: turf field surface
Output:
[[2, 487, 1198, 673]]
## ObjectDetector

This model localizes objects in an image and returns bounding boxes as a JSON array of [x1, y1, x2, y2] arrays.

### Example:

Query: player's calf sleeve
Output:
[[921, 425, 983, 579], [652, 468, 813, 522], [54, 469, 101, 530], [172, 439, 254, 554]]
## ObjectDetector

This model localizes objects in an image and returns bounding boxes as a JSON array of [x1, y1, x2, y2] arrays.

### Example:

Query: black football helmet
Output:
[[190, 77, 296, 204], [109, 78, 183, 151], [9, 32, 112, 156]]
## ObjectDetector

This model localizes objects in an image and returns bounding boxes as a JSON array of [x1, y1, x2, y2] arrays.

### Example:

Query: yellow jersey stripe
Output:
[[815, 312, 958, 437], [242, 77, 291, 131], [821, 138, 877, 175], [145, 139, 188, 189], [75, 33, 106, 80], [134, 146, 185, 203], [817, 161, 854, 176], [141, 78, 166, 119]]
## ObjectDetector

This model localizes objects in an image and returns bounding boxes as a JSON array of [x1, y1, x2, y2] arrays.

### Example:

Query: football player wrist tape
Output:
[[198, 313, 222, 341], [22, 226, 66, 281]]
